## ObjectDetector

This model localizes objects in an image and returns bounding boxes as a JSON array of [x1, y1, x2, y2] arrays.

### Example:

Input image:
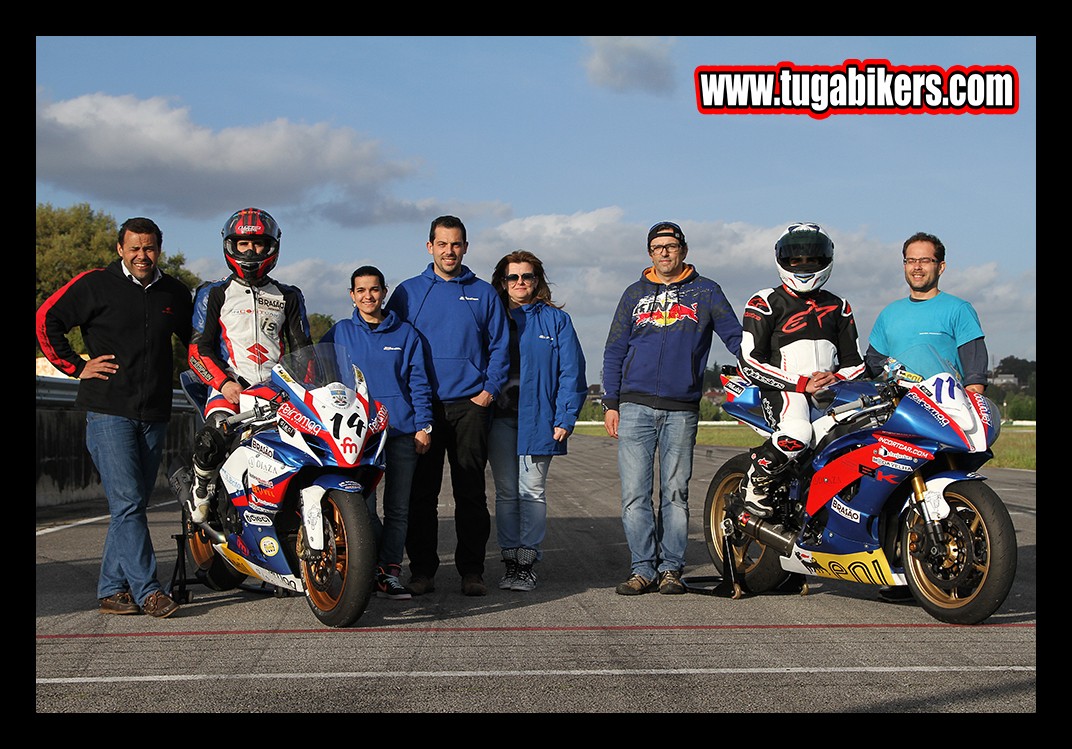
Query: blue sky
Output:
[[36, 36, 1036, 386]]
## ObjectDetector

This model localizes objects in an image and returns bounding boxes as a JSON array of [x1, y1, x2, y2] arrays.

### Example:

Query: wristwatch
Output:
[[422, 424, 433, 435]]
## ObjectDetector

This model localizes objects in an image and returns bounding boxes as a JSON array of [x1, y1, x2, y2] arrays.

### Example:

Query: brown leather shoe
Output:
[[141, 590, 180, 618], [461, 573, 487, 597], [99, 592, 140, 615], [407, 575, 436, 596]]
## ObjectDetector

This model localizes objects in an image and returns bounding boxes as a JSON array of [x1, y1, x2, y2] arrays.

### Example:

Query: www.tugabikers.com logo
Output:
[[694, 59, 1018, 119]]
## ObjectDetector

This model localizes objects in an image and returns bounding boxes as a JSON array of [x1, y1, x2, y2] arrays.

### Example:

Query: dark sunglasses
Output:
[[505, 273, 537, 285]]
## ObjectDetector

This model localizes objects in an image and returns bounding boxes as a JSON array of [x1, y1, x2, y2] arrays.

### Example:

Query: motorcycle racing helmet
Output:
[[775, 222, 834, 294], [222, 208, 281, 284]]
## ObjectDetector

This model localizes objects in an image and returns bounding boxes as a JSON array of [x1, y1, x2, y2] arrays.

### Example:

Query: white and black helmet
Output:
[[775, 222, 834, 294]]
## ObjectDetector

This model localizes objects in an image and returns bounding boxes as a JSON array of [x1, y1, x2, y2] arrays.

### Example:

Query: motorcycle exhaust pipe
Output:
[[738, 514, 795, 556], [194, 521, 226, 544]]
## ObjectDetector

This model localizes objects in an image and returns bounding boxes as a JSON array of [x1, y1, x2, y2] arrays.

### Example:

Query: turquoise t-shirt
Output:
[[869, 292, 984, 379]]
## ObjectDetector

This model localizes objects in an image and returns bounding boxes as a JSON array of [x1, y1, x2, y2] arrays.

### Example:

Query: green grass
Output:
[[572, 423, 1035, 471]]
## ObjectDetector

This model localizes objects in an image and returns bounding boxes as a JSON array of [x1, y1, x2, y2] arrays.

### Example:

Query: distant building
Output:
[[990, 373, 1019, 388]]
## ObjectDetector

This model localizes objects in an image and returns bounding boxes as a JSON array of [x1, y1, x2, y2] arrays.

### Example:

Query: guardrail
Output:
[[36, 375, 197, 412]]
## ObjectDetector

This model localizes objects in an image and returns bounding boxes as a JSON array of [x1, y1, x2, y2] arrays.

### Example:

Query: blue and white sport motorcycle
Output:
[[171, 343, 387, 627], [705, 345, 1017, 624]]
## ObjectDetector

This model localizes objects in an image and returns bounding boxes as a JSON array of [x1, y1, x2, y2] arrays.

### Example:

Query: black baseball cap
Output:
[[647, 221, 686, 248]]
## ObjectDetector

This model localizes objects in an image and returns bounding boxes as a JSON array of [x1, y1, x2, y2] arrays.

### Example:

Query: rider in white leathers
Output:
[[736, 223, 866, 518]]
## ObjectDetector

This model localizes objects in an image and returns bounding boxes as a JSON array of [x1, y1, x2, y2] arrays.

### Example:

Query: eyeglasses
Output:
[[903, 257, 939, 266], [506, 273, 537, 285], [649, 243, 682, 254]]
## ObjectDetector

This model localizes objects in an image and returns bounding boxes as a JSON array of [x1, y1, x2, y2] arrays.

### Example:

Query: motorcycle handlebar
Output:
[[224, 402, 276, 428]]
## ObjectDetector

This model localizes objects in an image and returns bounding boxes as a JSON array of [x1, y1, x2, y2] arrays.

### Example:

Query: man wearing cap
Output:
[[602, 222, 743, 596]]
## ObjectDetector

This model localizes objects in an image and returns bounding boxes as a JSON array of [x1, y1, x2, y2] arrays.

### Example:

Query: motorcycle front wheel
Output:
[[299, 490, 376, 628], [703, 453, 792, 593], [902, 480, 1018, 625]]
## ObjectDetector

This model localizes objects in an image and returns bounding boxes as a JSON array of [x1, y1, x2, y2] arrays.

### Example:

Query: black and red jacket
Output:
[[36, 260, 193, 421]]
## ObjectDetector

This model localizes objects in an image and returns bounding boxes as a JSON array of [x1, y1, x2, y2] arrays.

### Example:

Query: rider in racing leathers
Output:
[[181, 208, 312, 523], [736, 222, 865, 518]]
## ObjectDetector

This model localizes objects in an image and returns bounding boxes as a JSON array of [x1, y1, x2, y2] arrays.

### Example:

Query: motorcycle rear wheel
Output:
[[703, 453, 792, 593], [902, 480, 1017, 625], [183, 506, 247, 591], [299, 490, 376, 628]]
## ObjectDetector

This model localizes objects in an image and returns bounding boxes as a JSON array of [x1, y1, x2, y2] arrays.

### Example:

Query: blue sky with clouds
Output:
[[36, 36, 1035, 386]]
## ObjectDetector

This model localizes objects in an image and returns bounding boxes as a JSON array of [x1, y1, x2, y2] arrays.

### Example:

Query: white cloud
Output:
[[35, 89, 424, 225], [584, 37, 677, 95]]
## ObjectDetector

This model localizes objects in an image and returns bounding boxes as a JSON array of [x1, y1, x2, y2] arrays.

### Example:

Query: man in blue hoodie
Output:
[[602, 221, 743, 596], [386, 216, 510, 597]]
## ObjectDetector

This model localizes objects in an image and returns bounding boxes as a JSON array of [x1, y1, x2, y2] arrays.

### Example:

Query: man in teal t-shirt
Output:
[[866, 231, 988, 394]]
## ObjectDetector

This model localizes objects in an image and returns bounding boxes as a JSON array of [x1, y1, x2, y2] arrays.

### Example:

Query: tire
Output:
[[183, 506, 247, 591], [902, 480, 1018, 625], [702, 453, 792, 593], [299, 490, 376, 628]]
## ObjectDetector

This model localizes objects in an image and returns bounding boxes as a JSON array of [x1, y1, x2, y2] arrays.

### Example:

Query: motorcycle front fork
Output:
[[907, 474, 947, 559]]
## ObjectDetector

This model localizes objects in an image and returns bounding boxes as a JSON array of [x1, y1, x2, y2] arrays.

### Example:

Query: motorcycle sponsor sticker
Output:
[[260, 537, 280, 556], [278, 401, 322, 436], [872, 456, 912, 472], [243, 511, 272, 526], [339, 480, 363, 492], [905, 392, 950, 427], [370, 402, 389, 433], [832, 497, 861, 523], [251, 439, 274, 459], [248, 452, 286, 477], [969, 391, 994, 427], [875, 435, 933, 460]]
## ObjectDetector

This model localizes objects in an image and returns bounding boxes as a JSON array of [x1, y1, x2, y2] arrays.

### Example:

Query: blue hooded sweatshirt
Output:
[[602, 264, 742, 411], [386, 264, 510, 403], [321, 308, 433, 437]]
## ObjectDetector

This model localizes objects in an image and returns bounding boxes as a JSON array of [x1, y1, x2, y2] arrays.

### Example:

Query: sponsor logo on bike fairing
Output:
[[832, 497, 861, 522], [873, 456, 912, 472], [252, 439, 274, 459], [259, 537, 280, 556], [243, 511, 272, 526], [875, 435, 933, 460], [906, 391, 950, 427], [279, 401, 322, 435], [339, 480, 363, 492], [969, 391, 994, 426]]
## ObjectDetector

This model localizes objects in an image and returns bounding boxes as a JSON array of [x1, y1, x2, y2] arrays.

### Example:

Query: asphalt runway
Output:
[[36, 435, 1036, 715]]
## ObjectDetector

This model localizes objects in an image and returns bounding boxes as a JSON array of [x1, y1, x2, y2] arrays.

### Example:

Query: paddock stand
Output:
[[168, 524, 295, 605], [681, 518, 809, 599], [682, 527, 749, 599]]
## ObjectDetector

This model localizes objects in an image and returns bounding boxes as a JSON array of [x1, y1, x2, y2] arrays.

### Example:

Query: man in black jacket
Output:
[[36, 217, 193, 618]]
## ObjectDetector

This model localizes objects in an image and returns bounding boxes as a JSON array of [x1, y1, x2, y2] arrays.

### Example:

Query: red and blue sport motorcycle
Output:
[[171, 342, 387, 627], [704, 345, 1017, 624]]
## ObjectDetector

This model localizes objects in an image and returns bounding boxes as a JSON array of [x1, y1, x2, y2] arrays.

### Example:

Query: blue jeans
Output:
[[488, 416, 551, 559], [366, 433, 418, 570], [617, 402, 698, 580], [84, 412, 168, 605]]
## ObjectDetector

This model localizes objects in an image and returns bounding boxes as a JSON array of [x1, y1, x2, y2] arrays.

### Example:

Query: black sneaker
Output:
[[376, 573, 412, 600]]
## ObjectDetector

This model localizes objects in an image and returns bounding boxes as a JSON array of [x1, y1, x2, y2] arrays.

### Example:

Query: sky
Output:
[[36, 36, 1036, 387]]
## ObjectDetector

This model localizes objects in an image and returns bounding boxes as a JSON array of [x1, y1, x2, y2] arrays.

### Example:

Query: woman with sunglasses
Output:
[[488, 251, 588, 592]]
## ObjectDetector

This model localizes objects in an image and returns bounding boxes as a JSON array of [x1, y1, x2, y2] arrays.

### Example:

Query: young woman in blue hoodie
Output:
[[321, 266, 434, 600], [487, 251, 588, 591]]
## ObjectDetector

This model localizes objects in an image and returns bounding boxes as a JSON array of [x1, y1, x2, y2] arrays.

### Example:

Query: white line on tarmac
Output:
[[37, 665, 1035, 685]]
